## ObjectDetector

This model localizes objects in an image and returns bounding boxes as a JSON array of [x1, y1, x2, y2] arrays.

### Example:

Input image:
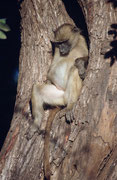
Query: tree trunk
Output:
[[0, 0, 117, 180]]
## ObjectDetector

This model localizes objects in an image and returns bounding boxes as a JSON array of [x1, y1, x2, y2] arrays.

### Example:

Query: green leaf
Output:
[[0, 22, 10, 32], [0, 30, 7, 39], [0, 18, 6, 24]]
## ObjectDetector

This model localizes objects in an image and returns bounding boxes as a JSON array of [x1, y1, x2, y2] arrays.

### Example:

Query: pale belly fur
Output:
[[48, 61, 71, 90]]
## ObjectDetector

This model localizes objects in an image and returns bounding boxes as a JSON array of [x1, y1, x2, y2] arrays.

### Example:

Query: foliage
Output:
[[0, 18, 10, 39]]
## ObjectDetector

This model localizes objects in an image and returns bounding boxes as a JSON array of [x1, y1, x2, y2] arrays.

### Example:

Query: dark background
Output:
[[0, 0, 20, 150]]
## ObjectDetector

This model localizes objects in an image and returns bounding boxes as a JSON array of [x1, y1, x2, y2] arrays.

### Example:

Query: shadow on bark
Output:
[[104, 24, 117, 66]]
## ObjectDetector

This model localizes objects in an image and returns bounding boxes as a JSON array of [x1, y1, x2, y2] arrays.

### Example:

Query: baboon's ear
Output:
[[72, 26, 79, 33]]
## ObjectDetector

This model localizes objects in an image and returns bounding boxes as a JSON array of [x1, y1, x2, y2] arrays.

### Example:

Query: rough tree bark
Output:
[[0, 0, 117, 180]]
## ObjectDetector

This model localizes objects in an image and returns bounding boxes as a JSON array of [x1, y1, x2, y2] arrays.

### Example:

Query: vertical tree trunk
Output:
[[0, 0, 117, 180]]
